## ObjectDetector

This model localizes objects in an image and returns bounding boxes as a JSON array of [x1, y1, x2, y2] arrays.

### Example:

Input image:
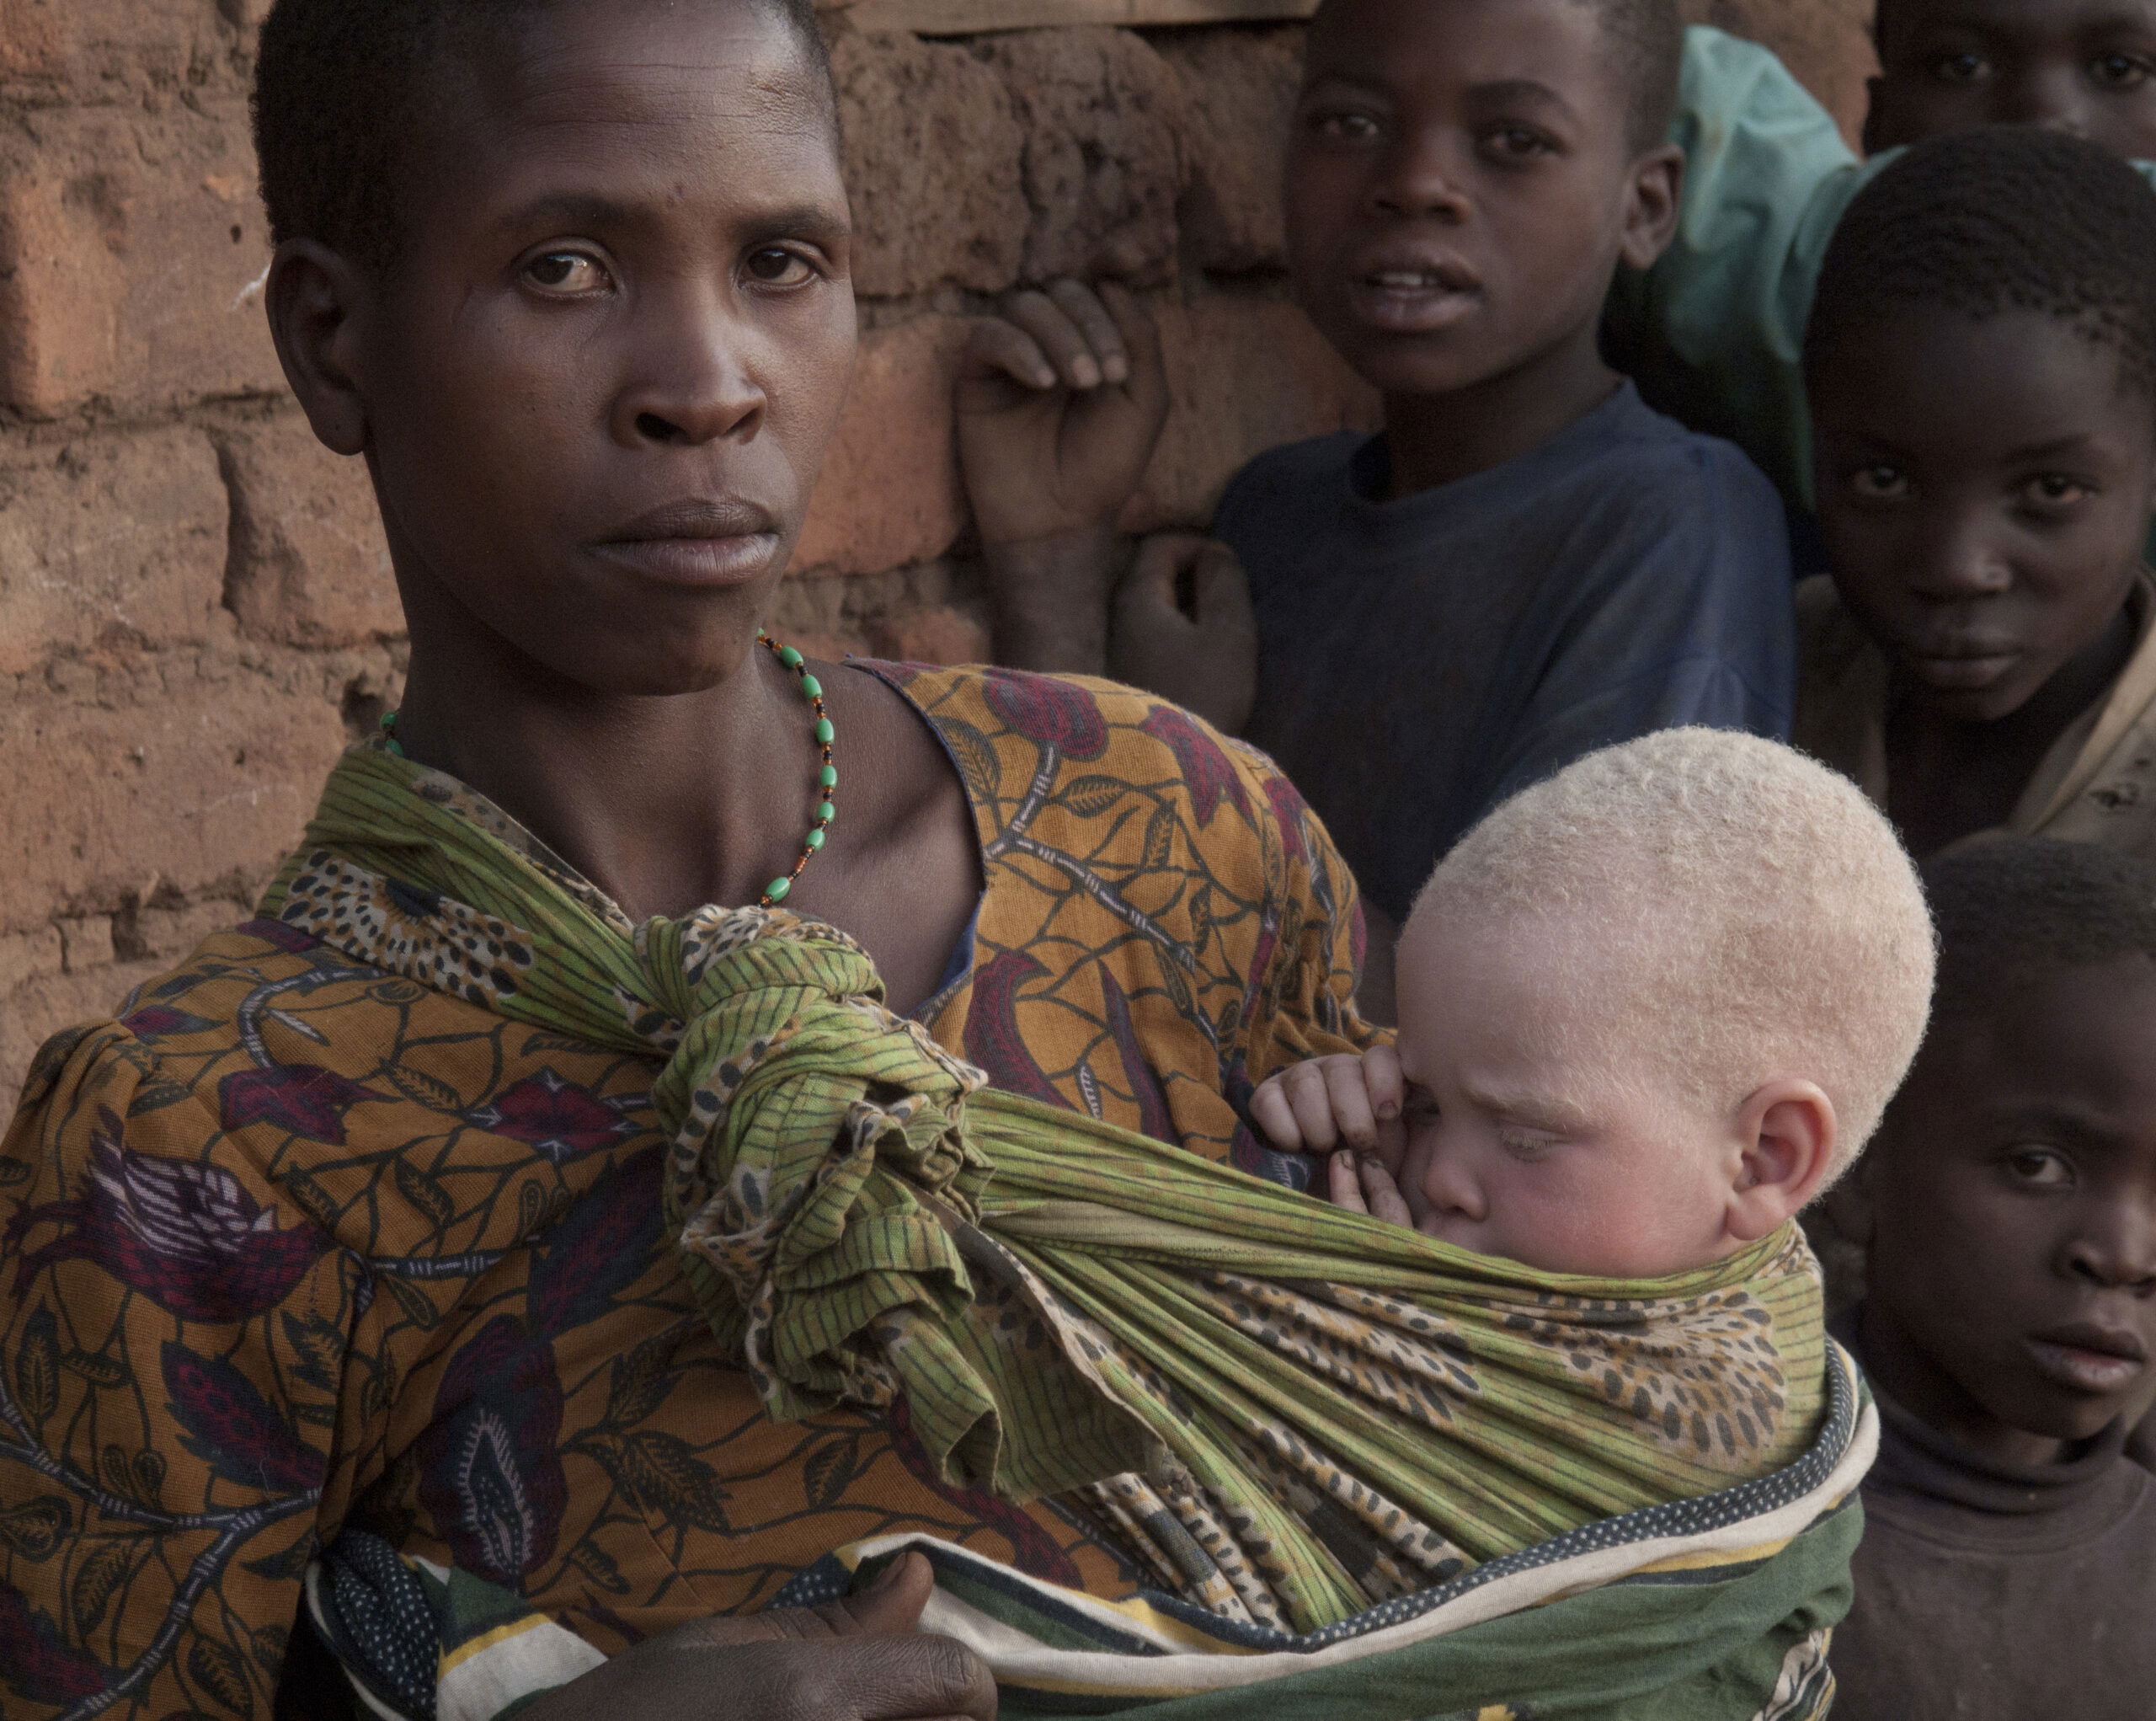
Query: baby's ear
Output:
[[1725, 1082, 1839, 1244]]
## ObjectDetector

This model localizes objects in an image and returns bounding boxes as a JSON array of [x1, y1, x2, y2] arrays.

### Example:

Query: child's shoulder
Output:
[[1590, 386, 1786, 515]]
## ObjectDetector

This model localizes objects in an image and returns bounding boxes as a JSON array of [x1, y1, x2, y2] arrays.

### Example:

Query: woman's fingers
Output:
[[1047, 279, 1129, 384], [1327, 1150, 1369, 1213], [1005, 288, 1113, 390]]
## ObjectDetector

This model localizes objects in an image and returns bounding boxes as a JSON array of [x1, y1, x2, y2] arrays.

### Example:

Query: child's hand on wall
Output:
[[1110, 533, 1259, 735], [957, 279, 1167, 547]]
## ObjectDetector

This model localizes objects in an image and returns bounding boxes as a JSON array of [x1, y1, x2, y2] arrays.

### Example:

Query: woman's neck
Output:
[[392, 627, 816, 927], [1380, 323, 1619, 499]]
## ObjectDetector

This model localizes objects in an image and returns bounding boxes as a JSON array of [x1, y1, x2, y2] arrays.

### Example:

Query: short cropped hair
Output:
[[1924, 838, 2156, 1029], [1417, 730, 1935, 1175], [1805, 126, 2156, 402], [1310, 0, 1681, 153], [254, 0, 833, 274]]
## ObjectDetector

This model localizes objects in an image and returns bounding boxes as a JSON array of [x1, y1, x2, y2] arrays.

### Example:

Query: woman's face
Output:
[[341, 0, 857, 698]]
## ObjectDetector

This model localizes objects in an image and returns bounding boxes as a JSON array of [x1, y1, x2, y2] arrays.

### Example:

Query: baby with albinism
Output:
[[1254, 727, 1936, 1281]]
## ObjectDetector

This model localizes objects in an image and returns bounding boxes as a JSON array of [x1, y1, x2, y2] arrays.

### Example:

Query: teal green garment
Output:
[[1605, 28, 2156, 512]]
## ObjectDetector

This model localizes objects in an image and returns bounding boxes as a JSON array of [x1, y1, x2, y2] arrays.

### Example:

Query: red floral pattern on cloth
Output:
[[0, 666, 1374, 1718]]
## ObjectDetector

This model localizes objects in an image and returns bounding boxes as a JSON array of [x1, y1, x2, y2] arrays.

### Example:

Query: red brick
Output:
[[0, 102, 281, 418], [0, 0, 230, 96], [980, 27, 1187, 286], [831, 29, 1030, 296], [871, 603, 990, 666], [218, 414, 402, 649], [793, 315, 974, 577], [1155, 26, 1303, 274], [0, 427, 228, 674], [0, 671, 344, 938], [1684, 0, 1877, 145], [1122, 294, 1378, 532]]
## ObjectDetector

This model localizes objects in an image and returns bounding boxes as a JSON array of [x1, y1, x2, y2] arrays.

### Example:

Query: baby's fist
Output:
[[1249, 1046, 1405, 1157]]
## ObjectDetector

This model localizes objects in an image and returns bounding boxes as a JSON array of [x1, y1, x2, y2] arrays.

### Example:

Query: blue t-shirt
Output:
[[1216, 380, 1796, 923]]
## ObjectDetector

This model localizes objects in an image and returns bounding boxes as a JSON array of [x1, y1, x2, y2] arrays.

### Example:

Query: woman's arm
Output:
[[0, 1026, 355, 1720]]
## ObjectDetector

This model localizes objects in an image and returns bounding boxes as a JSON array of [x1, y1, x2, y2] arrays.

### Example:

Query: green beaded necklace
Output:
[[375, 629, 835, 912]]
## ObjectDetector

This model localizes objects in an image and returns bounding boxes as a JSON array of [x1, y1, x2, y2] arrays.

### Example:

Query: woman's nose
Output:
[[612, 286, 768, 448]]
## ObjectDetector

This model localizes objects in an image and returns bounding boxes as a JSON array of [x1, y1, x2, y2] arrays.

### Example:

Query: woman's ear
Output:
[[1618, 143, 1685, 273], [265, 238, 372, 457], [1724, 1080, 1838, 1244]]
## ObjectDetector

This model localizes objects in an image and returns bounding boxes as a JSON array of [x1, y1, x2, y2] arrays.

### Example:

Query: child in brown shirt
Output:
[[1796, 126, 2156, 862]]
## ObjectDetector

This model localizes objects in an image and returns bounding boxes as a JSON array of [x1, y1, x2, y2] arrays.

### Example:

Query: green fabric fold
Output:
[[268, 743, 1835, 1638]]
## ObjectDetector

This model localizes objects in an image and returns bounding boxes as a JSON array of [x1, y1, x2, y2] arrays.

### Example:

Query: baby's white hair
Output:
[[1412, 729, 1935, 1177]]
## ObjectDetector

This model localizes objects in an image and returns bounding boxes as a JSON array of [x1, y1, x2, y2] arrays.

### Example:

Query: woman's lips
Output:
[[590, 498, 782, 588], [590, 532, 782, 587], [2026, 1328, 2148, 1396]]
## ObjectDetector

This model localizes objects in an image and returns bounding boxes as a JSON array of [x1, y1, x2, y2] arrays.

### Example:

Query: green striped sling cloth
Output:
[[270, 745, 1870, 1717]]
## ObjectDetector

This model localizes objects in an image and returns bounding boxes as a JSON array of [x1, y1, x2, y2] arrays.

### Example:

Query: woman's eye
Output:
[[523, 251, 608, 295], [1849, 465, 1912, 500], [1930, 51, 1991, 86], [744, 247, 814, 286], [2023, 473, 2092, 508], [2004, 1146, 2074, 1189], [2090, 52, 2153, 88]]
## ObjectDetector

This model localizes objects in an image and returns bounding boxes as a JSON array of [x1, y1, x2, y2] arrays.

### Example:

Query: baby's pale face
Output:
[[1390, 911, 1742, 1278]]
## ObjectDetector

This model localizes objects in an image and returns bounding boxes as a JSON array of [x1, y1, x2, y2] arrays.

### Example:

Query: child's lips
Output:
[[1897, 646, 2020, 692], [1342, 264, 1484, 335], [2026, 1327, 2148, 1395]]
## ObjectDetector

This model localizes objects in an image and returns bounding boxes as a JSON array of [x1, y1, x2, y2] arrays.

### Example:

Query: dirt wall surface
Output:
[[0, 0, 1875, 1098]]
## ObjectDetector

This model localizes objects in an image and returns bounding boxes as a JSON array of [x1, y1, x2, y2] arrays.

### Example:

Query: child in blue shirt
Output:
[[958, 0, 1795, 1013]]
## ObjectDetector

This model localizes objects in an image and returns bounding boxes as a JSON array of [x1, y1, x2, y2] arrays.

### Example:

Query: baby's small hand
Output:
[[1326, 1149, 1416, 1228], [1249, 1046, 1406, 1157]]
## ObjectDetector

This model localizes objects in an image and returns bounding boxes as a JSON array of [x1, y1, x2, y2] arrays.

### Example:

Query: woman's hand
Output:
[[520, 1552, 995, 1721], [957, 280, 1169, 549]]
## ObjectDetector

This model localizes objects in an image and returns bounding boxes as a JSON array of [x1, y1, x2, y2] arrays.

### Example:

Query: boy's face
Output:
[[1283, 0, 1674, 402], [320, 0, 855, 698], [1855, 958, 2156, 1462], [1870, 0, 2156, 159], [1813, 306, 2156, 724], [1390, 908, 1742, 1278]]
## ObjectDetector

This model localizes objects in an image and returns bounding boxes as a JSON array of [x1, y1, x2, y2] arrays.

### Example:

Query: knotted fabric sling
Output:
[[267, 743, 1873, 1720]]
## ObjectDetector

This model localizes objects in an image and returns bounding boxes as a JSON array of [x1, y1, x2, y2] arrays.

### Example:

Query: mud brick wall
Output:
[[0, 0, 1873, 1098]]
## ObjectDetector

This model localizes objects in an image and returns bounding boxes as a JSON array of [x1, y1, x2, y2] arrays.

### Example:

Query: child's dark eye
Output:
[[2004, 1146, 2075, 1189], [1310, 110, 1381, 144], [2022, 473, 2093, 508], [522, 251, 609, 296], [1481, 124, 1555, 161], [744, 247, 814, 286], [1849, 465, 1912, 500], [2089, 51, 2153, 89], [1929, 51, 1992, 86]]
